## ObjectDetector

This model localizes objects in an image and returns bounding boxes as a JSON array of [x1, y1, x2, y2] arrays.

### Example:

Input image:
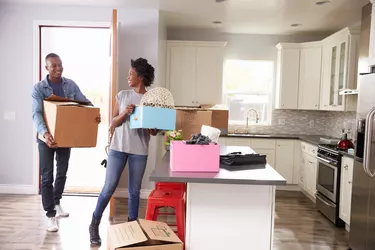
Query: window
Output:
[[223, 60, 274, 125]]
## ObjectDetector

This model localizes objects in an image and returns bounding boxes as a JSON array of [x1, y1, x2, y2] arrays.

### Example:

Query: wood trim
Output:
[[110, 9, 118, 118], [109, 8, 118, 219]]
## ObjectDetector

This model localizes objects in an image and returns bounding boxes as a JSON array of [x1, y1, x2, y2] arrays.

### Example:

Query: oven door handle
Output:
[[316, 194, 335, 208], [316, 156, 333, 165]]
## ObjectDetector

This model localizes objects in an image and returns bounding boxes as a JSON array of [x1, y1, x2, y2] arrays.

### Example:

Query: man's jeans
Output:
[[93, 150, 148, 221], [38, 140, 71, 218]]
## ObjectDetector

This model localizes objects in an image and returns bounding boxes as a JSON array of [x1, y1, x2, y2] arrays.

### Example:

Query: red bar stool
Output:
[[145, 188, 186, 244]]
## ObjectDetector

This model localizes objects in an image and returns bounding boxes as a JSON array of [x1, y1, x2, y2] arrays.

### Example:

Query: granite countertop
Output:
[[222, 133, 324, 145], [149, 146, 287, 186], [221, 133, 355, 158]]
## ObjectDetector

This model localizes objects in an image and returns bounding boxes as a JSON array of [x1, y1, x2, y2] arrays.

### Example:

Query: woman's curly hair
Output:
[[131, 58, 155, 87]]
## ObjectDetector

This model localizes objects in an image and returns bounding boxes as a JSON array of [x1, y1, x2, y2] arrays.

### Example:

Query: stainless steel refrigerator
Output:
[[348, 3, 374, 250]]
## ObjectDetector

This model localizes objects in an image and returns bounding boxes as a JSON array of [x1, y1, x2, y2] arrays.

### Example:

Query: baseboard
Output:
[[0, 184, 38, 195], [276, 185, 301, 191], [114, 188, 152, 199]]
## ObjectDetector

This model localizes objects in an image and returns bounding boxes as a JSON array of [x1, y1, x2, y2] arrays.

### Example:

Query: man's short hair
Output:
[[45, 53, 60, 63]]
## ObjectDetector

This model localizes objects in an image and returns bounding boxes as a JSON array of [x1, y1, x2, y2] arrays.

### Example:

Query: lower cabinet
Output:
[[340, 156, 354, 226], [220, 137, 299, 184], [299, 143, 318, 199]]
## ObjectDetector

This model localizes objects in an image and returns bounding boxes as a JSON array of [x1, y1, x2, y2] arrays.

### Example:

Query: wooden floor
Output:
[[0, 191, 349, 250]]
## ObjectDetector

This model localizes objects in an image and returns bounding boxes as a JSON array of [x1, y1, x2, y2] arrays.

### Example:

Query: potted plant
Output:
[[164, 130, 183, 151]]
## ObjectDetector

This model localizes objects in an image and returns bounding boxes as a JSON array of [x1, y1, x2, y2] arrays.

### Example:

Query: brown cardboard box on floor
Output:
[[38, 95, 100, 148], [107, 219, 183, 250], [175, 108, 212, 140]]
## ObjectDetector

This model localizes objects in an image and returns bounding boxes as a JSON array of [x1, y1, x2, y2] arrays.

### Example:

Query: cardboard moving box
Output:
[[107, 219, 183, 250], [175, 108, 212, 140], [38, 95, 100, 148], [209, 108, 229, 135]]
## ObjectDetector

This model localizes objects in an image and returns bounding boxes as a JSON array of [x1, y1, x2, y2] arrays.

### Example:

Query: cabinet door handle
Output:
[[348, 181, 352, 184], [344, 164, 348, 170], [309, 161, 313, 164]]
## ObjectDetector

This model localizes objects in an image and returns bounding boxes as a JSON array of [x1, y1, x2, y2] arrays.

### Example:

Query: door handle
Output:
[[316, 156, 333, 165], [364, 107, 375, 178]]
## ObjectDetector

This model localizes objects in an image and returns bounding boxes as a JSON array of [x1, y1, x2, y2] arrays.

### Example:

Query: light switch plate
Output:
[[4, 111, 16, 121]]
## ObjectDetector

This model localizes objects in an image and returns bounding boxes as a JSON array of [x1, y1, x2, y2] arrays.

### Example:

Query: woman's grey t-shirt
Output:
[[110, 90, 150, 155]]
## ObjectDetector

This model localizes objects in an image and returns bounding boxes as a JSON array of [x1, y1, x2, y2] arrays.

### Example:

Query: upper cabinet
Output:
[[275, 42, 322, 110], [166, 41, 226, 107], [320, 28, 360, 111], [275, 44, 300, 109], [275, 27, 359, 111]]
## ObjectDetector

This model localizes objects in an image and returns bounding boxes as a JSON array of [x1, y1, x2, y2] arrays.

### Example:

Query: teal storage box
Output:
[[129, 106, 176, 131]]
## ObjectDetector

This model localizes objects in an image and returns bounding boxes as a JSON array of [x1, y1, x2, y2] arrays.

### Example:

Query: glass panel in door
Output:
[[338, 42, 346, 106], [317, 162, 335, 193], [329, 46, 337, 106]]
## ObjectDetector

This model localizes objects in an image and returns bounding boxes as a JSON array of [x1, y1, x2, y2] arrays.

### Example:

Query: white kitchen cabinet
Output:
[[320, 28, 360, 111], [300, 142, 318, 200], [225, 138, 251, 147], [298, 45, 322, 110], [275, 140, 295, 184], [166, 41, 226, 107], [305, 154, 318, 198], [340, 156, 354, 226], [275, 44, 300, 110], [218, 137, 227, 145], [254, 149, 276, 169]]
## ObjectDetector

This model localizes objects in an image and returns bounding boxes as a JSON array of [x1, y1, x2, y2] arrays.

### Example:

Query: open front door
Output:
[[109, 9, 118, 218]]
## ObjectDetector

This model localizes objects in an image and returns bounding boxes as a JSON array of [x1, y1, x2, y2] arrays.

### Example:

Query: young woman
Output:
[[89, 58, 158, 246]]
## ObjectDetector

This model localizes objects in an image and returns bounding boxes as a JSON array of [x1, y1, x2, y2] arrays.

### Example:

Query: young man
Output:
[[31, 53, 96, 232]]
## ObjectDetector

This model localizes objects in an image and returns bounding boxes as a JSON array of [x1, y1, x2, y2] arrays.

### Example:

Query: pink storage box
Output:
[[170, 141, 220, 172]]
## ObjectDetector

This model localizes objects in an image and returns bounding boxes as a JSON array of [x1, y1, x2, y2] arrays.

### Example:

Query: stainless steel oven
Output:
[[316, 155, 338, 202], [315, 144, 344, 227]]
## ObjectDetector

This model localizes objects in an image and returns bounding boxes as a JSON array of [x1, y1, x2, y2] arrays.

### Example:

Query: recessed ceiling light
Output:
[[213, 21, 222, 24], [291, 23, 302, 27], [316, 0, 331, 5]]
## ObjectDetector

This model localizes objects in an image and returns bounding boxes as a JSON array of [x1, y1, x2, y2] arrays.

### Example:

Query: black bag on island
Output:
[[220, 152, 267, 167]]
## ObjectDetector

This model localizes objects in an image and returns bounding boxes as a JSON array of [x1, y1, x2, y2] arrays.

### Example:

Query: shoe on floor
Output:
[[89, 214, 101, 246], [47, 217, 58, 232], [55, 204, 69, 217]]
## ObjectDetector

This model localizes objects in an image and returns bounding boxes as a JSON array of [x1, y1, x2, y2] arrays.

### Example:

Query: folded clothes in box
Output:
[[170, 140, 220, 173]]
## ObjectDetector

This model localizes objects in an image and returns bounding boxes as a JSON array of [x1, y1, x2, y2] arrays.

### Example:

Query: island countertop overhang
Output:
[[149, 146, 287, 186]]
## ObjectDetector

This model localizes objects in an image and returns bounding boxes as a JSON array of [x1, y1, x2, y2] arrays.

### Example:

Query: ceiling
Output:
[[0, 0, 370, 35]]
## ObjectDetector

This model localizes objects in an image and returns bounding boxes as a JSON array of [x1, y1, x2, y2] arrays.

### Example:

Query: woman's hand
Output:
[[148, 128, 159, 136], [124, 104, 135, 115]]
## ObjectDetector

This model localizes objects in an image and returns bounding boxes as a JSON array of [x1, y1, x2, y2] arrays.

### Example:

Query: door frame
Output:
[[32, 20, 113, 195]]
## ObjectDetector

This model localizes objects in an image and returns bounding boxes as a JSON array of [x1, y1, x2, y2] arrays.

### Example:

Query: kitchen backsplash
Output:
[[229, 110, 356, 139]]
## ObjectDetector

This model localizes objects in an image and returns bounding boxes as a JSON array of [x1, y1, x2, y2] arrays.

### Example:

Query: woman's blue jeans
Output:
[[93, 149, 148, 221]]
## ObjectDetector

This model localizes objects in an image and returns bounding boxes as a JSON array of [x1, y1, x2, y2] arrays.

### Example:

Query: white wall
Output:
[[0, 3, 161, 195]]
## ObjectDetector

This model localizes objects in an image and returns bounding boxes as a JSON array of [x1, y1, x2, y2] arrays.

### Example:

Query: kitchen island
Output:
[[149, 146, 286, 250]]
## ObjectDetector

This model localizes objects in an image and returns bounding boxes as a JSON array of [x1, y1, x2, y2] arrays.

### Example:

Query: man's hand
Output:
[[95, 114, 101, 124], [124, 104, 135, 115], [148, 128, 159, 136], [43, 132, 57, 148]]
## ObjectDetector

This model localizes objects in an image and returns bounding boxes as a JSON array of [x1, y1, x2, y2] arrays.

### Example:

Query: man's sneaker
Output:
[[55, 204, 69, 217], [47, 217, 58, 232]]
